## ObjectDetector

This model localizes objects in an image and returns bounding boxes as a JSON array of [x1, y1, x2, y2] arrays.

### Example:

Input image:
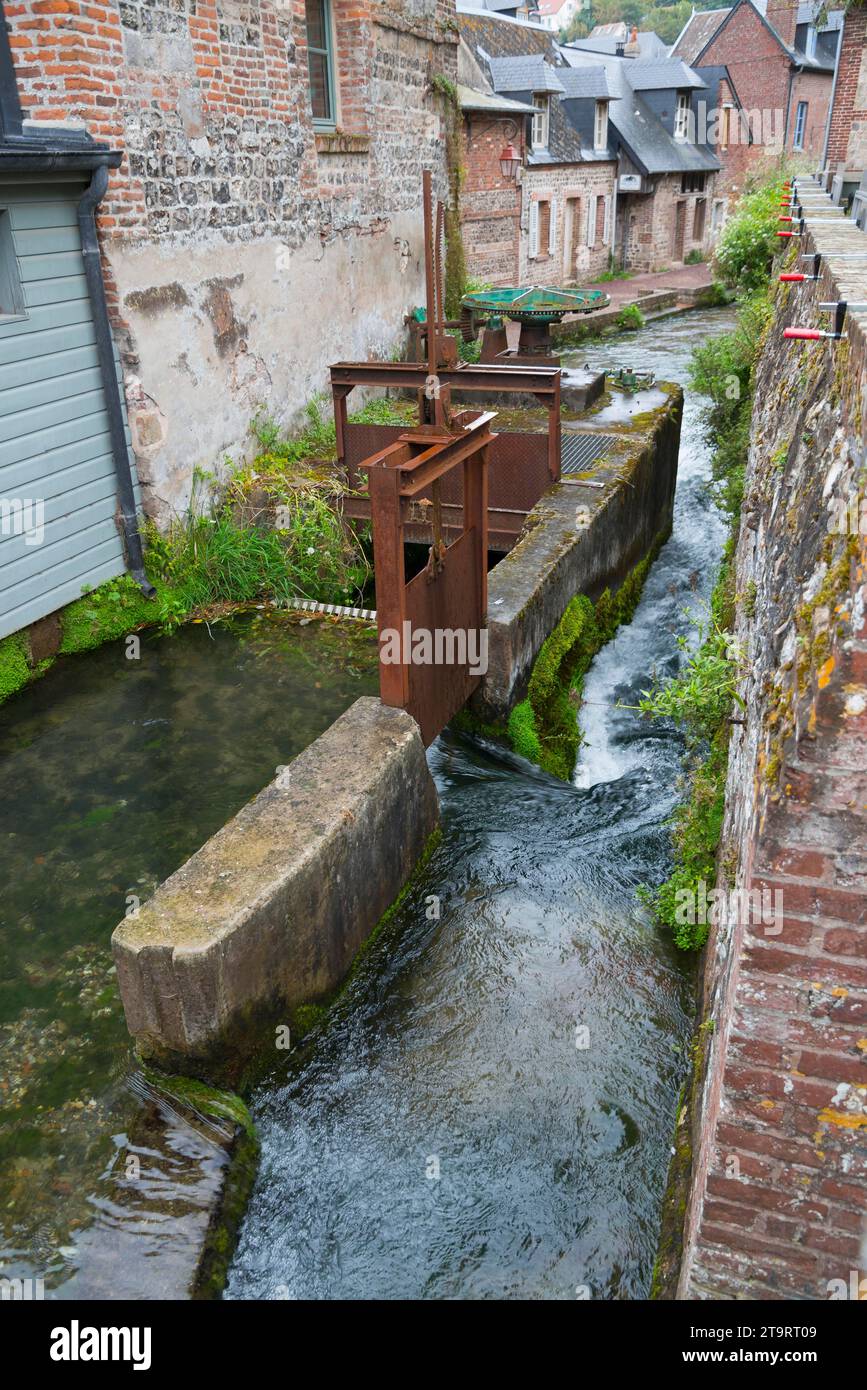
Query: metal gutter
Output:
[[77, 164, 154, 596]]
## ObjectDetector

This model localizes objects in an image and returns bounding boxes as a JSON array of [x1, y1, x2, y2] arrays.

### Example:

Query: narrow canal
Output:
[[226, 307, 735, 1301]]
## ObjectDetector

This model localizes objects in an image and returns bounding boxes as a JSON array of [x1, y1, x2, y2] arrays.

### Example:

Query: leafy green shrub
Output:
[[616, 303, 645, 330], [713, 177, 782, 293], [684, 249, 705, 265], [638, 618, 741, 744]]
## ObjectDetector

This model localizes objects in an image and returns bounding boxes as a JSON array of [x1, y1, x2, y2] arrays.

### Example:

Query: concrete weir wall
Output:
[[112, 698, 438, 1082], [478, 387, 683, 719]]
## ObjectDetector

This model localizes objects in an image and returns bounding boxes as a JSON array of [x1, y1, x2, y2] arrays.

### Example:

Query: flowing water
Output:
[[226, 308, 735, 1302], [0, 612, 377, 1293]]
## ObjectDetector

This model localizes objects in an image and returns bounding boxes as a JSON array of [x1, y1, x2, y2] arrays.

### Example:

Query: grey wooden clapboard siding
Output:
[[0, 178, 140, 642]]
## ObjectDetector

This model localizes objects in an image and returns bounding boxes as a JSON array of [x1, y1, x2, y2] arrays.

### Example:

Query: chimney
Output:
[[625, 23, 640, 54], [765, 0, 798, 49], [615, 40, 625, 56]]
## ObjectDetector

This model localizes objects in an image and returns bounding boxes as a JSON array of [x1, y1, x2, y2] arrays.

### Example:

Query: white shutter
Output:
[[548, 196, 557, 255], [529, 199, 539, 258], [586, 196, 596, 247], [602, 195, 611, 246]]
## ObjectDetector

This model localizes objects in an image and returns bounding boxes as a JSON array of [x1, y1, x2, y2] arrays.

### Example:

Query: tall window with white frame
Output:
[[532, 95, 549, 150], [306, 0, 336, 127], [674, 93, 690, 142], [594, 100, 608, 152], [793, 100, 808, 151]]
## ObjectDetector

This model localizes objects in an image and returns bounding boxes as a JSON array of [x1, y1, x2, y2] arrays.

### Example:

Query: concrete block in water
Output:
[[112, 698, 438, 1082]]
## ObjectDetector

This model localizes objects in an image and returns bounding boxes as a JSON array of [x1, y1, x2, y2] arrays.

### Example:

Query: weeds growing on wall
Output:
[[0, 395, 408, 703], [433, 74, 469, 321], [637, 174, 782, 948], [636, 562, 740, 950], [616, 303, 645, 330], [712, 175, 783, 294]]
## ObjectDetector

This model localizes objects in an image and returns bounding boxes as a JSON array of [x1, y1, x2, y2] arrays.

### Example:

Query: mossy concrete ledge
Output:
[[477, 384, 683, 719], [112, 697, 438, 1083]]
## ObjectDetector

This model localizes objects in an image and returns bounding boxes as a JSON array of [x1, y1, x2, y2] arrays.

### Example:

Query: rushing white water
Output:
[[573, 320, 728, 790], [226, 308, 736, 1302]]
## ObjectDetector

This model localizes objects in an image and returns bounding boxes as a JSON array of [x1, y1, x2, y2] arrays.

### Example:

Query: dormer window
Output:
[[674, 93, 690, 142], [594, 100, 609, 152], [532, 95, 549, 150]]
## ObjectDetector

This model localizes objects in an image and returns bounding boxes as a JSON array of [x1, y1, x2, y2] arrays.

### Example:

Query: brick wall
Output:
[[701, 2, 833, 202], [520, 160, 617, 285], [791, 68, 833, 163], [620, 171, 716, 272], [461, 110, 523, 285], [678, 211, 867, 1300], [826, 6, 867, 174], [5, 1, 457, 520]]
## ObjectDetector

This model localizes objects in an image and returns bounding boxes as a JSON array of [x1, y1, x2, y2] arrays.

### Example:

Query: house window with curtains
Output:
[[306, 0, 336, 127]]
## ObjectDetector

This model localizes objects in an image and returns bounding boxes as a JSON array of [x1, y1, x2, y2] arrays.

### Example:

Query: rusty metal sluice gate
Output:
[[328, 171, 593, 743]]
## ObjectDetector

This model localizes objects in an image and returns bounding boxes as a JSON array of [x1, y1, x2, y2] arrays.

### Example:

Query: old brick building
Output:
[[673, 0, 838, 207], [825, 3, 867, 187], [457, 10, 619, 286], [561, 48, 722, 270], [1, 0, 457, 533]]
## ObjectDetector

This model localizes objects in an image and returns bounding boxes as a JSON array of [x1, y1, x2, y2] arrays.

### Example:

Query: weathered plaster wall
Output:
[[112, 210, 427, 518], [679, 205, 867, 1300], [8, 1, 458, 522]]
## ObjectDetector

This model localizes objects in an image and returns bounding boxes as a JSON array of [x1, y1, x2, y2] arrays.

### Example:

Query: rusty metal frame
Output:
[[363, 411, 495, 745], [331, 361, 561, 487]]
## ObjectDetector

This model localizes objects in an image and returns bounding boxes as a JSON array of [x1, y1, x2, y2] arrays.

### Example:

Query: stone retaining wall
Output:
[[112, 697, 438, 1084]]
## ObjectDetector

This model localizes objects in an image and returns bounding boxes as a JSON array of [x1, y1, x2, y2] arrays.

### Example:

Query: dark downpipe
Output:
[[77, 166, 155, 597]]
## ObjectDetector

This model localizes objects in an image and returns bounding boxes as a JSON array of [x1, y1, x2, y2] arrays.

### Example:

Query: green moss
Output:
[[509, 531, 667, 781], [142, 1067, 257, 1142], [59, 574, 162, 655], [0, 631, 31, 703], [507, 698, 542, 764], [650, 1018, 713, 1299]]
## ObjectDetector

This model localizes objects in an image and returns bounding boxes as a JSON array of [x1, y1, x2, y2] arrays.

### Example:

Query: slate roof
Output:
[[457, 83, 537, 114], [568, 31, 670, 60], [626, 59, 707, 91], [671, 8, 730, 65], [488, 55, 566, 93], [560, 47, 719, 175], [555, 65, 616, 101]]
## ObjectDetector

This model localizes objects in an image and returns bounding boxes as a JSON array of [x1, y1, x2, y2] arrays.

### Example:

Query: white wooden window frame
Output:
[[793, 100, 808, 151], [674, 93, 690, 142], [531, 95, 549, 150], [594, 101, 608, 152]]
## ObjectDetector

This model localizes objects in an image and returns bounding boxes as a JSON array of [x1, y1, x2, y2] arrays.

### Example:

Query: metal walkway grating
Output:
[[560, 432, 613, 476]]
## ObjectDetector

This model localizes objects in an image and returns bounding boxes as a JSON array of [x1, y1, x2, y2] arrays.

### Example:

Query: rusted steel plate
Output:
[[345, 424, 549, 519], [403, 528, 482, 746]]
